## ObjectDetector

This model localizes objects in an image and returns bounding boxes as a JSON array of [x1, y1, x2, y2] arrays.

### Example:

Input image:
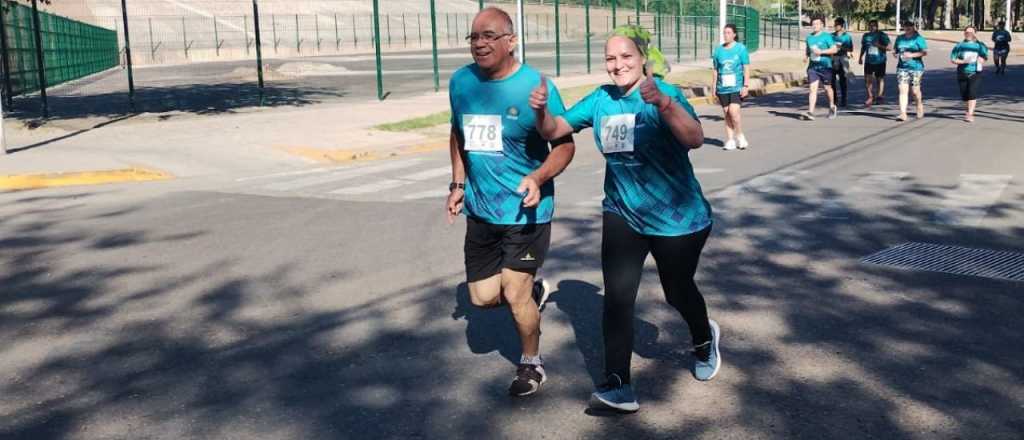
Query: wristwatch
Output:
[[449, 182, 465, 191]]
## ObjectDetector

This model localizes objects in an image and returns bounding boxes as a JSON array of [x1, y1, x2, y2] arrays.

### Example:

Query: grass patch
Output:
[[374, 111, 451, 132]]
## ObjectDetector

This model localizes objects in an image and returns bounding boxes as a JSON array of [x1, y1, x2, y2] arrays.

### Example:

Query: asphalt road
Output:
[[2, 42, 1023, 439]]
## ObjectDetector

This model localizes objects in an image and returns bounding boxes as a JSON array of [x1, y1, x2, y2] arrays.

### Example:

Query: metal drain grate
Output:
[[862, 242, 1024, 282]]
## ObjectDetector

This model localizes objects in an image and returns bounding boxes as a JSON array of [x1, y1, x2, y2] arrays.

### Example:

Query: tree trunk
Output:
[[984, 0, 992, 28]]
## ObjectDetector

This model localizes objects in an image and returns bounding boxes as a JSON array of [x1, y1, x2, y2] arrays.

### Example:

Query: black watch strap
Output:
[[449, 182, 465, 191]]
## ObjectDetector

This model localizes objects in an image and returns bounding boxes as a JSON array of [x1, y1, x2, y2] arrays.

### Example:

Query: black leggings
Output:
[[958, 73, 982, 101], [601, 211, 712, 384], [832, 63, 848, 103]]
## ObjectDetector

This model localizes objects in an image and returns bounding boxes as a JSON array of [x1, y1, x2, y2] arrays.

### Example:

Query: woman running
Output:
[[528, 25, 718, 414], [952, 25, 989, 122], [712, 24, 751, 151], [992, 22, 1012, 75], [894, 20, 929, 121]]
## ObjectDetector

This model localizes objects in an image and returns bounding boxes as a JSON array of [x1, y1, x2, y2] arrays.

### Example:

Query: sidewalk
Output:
[[1, 49, 807, 190]]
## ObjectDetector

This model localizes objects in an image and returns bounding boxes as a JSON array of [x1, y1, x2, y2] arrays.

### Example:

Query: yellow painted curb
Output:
[[0, 167, 173, 191], [279, 138, 449, 164]]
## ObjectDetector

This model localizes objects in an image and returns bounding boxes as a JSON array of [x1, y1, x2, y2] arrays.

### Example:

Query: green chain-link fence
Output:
[[1, 0, 119, 98]]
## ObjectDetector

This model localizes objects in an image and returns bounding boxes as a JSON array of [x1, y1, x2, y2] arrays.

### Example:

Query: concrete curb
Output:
[[0, 167, 173, 192], [680, 71, 807, 106]]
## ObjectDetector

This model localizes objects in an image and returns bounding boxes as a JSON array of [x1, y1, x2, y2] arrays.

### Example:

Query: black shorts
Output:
[[958, 73, 982, 101], [717, 92, 742, 107], [864, 63, 887, 78], [464, 217, 551, 282]]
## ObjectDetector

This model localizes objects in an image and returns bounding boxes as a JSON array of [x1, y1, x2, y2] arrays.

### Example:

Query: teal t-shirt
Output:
[[449, 63, 566, 225], [895, 33, 928, 71], [561, 79, 712, 236], [711, 42, 750, 95], [861, 31, 891, 65], [992, 30, 1011, 49], [951, 40, 989, 76], [806, 31, 837, 70], [832, 32, 854, 56]]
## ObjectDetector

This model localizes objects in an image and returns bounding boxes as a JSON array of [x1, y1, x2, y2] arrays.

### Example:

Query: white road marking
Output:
[[713, 170, 809, 199], [263, 159, 424, 191], [329, 166, 450, 195], [404, 189, 451, 200], [932, 174, 1012, 227], [235, 167, 333, 182], [812, 171, 910, 219]]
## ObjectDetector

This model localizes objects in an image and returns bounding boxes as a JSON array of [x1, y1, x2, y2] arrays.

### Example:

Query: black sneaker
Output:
[[532, 279, 551, 311], [509, 363, 546, 397]]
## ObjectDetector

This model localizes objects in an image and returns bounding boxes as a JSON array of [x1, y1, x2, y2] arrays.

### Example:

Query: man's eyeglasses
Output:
[[465, 32, 512, 43]]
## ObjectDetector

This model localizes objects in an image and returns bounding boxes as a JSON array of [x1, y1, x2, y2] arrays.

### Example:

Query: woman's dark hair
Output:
[[723, 23, 740, 42]]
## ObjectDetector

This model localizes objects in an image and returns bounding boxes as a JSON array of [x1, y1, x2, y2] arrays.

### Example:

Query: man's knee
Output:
[[468, 275, 502, 308], [499, 269, 535, 304]]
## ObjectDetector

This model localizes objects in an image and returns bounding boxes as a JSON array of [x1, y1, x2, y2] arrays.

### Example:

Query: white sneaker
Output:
[[736, 134, 749, 150], [723, 139, 738, 151]]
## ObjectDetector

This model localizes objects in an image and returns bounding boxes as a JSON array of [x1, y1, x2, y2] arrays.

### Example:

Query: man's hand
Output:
[[517, 175, 542, 208], [640, 67, 670, 111], [446, 188, 464, 224], [529, 75, 548, 111]]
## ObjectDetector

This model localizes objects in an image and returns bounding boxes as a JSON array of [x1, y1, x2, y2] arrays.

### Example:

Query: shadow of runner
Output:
[[451, 282, 521, 365], [552, 279, 685, 388]]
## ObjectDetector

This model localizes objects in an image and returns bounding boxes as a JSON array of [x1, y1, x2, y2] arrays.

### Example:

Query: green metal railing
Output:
[[1, 0, 119, 98]]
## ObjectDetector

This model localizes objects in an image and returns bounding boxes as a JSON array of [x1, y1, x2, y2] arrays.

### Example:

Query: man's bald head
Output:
[[475, 6, 515, 35]]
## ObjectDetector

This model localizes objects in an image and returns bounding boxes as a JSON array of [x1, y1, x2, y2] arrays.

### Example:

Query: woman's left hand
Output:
[[640, 68, 670, 111]]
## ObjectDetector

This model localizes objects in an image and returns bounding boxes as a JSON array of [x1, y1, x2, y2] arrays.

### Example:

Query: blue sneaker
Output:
[[693, 319, 721, 381], [589, 374, 639, 413]]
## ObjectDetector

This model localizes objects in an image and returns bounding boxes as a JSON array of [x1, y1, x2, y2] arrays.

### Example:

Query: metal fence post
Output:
[[182, 16, 190, 58], [334, 13, 340, 51], [417, 13, 422, 47], [676, 0, 682, 61], [119, 0, 134, 108], [612, 0, 617, 28], [272, 14, 278, 53], [315, 14, 321, 52], [402, 13, 407, 47], [635, 0, 640, 25], [0, 4, 15, 107], [252, 0, 265, 106], [214, 15, 220, 56], [585, 0, 591, 73], [372, 0, 383, 100], [244, 15, 250, 55], [295, 14, 301, 53], [555, 0, 560, 76], [386, 13, 391, 48], [352, 15, 358, 48], [30, 0, 48, 117], [430, 0, 439, 92]]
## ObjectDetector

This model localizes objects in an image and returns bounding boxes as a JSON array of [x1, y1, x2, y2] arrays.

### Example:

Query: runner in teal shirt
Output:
[[893, 21, 929, 121], [803, 18, 840, 120], [529, 25, 719, 414], [859, 20, 891, 106], [447, 6, 578, 399], [449, 63, 566, 225], [711, 24, 751, 150], [831, 17, 854, 107], [951, 25, 989, 122], [992, 21, 1012, 74]]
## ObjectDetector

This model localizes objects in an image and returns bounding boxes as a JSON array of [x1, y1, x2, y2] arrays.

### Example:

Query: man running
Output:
[[803, 17, 840, 120], [859, 19, 891, 106], [831, 17, 854, 108], [992, 21, 1012, 75], [447, 6, 576, 397]]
